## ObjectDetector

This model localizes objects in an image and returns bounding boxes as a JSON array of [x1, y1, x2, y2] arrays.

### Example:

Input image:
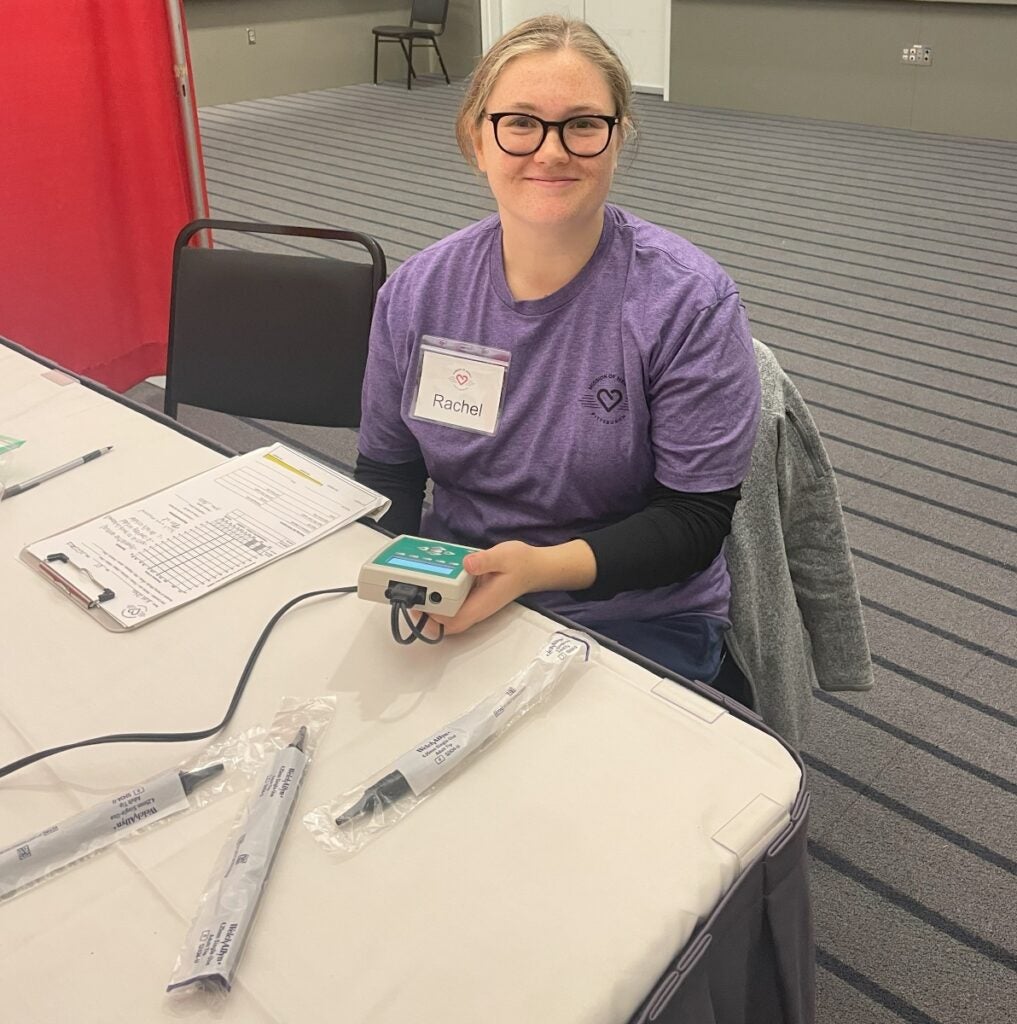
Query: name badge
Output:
[[411, 336, 511, 436]]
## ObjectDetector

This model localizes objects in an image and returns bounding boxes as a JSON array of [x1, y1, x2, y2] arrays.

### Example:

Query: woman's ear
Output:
[[614, 124, 633, 172], [472, 126, 487, 173]]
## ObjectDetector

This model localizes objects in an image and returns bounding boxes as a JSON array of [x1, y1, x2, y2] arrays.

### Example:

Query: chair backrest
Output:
[[410, 0, 450, 32], [165, 219, 386, 427]]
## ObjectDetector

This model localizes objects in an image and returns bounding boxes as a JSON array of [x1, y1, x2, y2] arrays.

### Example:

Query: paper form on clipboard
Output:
[[19, 444, 390, 631]]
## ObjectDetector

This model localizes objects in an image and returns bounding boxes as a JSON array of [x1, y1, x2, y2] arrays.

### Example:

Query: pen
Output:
[[2, 445, 114, 499]]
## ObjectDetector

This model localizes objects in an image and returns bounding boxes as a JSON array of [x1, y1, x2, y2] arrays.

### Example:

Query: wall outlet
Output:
[[246, 27, 257, 45], [901, 43, 931, 65]]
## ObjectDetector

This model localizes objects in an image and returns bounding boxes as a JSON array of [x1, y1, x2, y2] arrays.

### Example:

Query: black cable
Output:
[[384, 580, 445, 646], [0, 586, 357, 782], [390, 600, 444, 645], [399, 602, 443, 645]]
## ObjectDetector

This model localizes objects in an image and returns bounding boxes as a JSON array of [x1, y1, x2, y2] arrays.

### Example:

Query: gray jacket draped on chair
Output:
[[724, 340, 873, 747]]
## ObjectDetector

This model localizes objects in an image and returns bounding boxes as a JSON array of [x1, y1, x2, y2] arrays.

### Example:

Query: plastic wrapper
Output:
[[304, 630, 595, 857], [0, 434, 26, 496], [0, 724, 266, 903], [166, 695, 335, 1007]]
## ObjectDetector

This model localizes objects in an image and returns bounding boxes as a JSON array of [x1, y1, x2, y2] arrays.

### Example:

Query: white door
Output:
[[500, 0, 584, 24], [583, 0, 669, 94], [482, 1, 669, 95]]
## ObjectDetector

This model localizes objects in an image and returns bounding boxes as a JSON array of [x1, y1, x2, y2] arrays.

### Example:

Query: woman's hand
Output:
[[427, 539, 596, 636]]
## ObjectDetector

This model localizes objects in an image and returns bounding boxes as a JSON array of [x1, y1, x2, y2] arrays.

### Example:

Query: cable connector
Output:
[[386, 583, 444, 646], [384, 581, 426, 607]]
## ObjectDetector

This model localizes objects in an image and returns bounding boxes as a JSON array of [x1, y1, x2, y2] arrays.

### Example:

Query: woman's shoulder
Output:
[[607, 204, 736, 305], [385, 214, 500, 293]]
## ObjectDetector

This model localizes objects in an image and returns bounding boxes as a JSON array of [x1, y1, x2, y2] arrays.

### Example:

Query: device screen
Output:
[[385, 556, 457, 576]]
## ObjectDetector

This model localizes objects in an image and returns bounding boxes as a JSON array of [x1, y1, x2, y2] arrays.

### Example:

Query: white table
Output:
[[0, 339, 811, 1024]]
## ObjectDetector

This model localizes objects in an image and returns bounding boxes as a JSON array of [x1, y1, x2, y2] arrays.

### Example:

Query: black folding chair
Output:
[[372, 0, 451, 90], [165, 219, 386, 427]]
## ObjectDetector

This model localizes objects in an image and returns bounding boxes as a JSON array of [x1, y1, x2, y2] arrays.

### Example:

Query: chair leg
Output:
[[433, 40, 450, 85], [405, 40, 414, 90], [373, 36, 379, 85]]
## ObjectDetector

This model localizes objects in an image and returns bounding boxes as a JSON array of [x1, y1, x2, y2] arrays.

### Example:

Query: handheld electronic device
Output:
[[359, 536, 477, 644]]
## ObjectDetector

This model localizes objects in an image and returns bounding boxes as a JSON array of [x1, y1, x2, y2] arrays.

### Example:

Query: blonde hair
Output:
[[456, 15, 636, 167]]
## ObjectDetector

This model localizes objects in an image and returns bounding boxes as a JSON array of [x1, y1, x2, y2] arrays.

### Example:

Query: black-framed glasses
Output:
[[485, 112, 620, 158]]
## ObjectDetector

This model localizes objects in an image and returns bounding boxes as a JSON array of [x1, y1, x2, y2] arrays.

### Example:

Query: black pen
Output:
[[2, 445, 114, 499]]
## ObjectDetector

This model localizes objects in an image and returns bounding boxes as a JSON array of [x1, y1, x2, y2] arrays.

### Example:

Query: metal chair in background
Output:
[[165, 219, 386, 427], [372, 0, 451, 91]]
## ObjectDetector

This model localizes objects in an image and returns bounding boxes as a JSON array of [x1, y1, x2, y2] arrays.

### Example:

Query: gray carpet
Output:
[[131, 76, 1017, 1024]]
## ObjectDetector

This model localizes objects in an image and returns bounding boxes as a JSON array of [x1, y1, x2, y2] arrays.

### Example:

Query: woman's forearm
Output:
[[511, 539, 597, 593]]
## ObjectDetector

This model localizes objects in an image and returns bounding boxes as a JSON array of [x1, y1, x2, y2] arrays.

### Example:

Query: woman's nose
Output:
[[533, 126, 570, 163]]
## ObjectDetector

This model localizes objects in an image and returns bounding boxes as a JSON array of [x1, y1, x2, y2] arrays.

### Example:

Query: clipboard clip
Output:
[[41, 552, 116, 608]]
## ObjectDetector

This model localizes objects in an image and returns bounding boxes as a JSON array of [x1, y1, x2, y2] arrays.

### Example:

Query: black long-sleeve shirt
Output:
[[355, 452, 740, 602]]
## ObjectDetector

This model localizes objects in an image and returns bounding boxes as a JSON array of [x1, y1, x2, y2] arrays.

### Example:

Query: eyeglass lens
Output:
[[494, 115, 612, 157]]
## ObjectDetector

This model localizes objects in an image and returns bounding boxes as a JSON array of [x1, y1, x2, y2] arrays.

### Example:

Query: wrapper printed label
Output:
[[0, 771, 191, 898], [169, 745, 308, 992], [394, 634, 589, 796]]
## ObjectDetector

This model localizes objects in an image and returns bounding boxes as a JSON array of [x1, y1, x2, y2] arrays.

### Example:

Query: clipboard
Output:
[[20, 443, 389, 631], [26, 549, 123, 628], [21, 518, 181, 633]]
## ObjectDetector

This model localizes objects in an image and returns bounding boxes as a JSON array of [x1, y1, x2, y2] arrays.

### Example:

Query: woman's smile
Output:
[[525, 176, 578, 188]]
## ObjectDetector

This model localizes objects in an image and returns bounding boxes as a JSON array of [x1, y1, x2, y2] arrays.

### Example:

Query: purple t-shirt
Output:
[[358, 204, 760, 624]]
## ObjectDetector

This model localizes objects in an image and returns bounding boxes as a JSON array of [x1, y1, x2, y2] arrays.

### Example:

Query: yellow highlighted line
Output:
[[264, 452, 322, 485]]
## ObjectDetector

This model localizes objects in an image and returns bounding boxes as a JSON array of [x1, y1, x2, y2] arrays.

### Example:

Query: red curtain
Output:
[[0, 1, 208, 391]]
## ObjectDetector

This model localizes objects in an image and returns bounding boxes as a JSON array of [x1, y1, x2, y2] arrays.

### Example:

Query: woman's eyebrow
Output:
[[501, 102, 606, 115]]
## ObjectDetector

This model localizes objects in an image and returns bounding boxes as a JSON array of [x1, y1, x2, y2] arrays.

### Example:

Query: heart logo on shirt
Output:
[[579, 374, 627, 424], [597, 388, 623, 412]]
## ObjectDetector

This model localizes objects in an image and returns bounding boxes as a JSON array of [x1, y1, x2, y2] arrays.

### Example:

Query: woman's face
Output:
[[473, 48, 620, 233]]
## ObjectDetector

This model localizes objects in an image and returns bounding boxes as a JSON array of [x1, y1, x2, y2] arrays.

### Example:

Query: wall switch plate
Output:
[[246, 27, 257, 45]]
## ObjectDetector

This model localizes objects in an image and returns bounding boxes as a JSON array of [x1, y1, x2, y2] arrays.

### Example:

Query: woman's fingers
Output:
[[414, 541, 546, 637]]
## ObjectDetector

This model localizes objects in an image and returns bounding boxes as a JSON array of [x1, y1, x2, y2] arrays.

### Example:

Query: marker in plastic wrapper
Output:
[[334, 632, 591, 827], [335, 769, 412, 826], [168, 729, 309, 994], [0, 763, 224, 900], [179, 763, 225, 795]]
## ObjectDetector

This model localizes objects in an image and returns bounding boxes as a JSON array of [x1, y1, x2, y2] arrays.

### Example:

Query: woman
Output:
[[355, 16, 761, 695]]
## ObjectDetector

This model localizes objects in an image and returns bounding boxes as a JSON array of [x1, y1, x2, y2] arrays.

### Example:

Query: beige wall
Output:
[[443, 0, 484, 76], [669, 0, 1017, 141], [184, 0, 482, 106]]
